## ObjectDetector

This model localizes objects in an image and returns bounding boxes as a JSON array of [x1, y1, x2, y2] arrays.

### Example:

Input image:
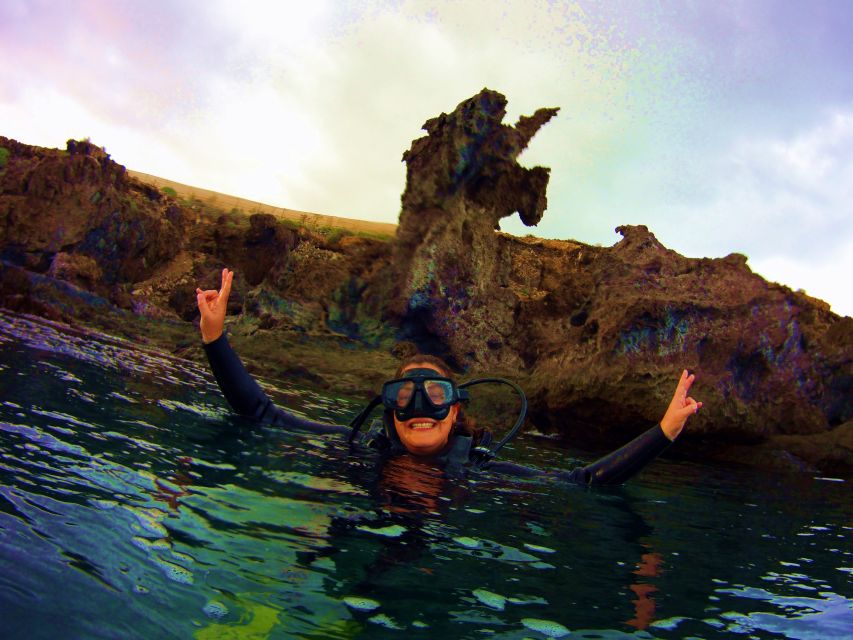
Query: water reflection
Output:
[[377, 455, 454, 515], [1, 309, 851, 639]]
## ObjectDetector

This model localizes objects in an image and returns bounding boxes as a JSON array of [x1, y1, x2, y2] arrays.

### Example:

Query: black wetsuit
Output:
[[203, 335, 673, 485]]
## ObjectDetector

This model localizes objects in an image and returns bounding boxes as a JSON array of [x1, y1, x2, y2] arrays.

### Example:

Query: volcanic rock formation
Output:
[[388, 90, 852, 465], [1, 88, 851, 473], [0, 137, 185, 294], [391, 89, 558, 368]]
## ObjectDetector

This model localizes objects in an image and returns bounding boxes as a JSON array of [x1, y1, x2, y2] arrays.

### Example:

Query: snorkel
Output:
[[457, 377, 528, 463], [348, 374, 528, 465]]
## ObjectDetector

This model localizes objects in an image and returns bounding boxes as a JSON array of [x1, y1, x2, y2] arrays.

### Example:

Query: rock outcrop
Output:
[[390, 89, 558, 368], [0, 137, 184, 287], [389, 90, 851, 459], [0, 136, 392, 337], [1, 87, 851, 474]]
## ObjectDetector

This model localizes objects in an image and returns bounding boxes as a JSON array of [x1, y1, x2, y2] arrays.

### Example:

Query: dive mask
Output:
[[348, 368, 528, 468], [381, 368, 467, 421]]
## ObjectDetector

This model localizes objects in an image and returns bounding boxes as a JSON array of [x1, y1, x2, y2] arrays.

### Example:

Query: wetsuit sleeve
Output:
[[202, 334, 349, 435], [482, 424, 671, 485], [555, 424, 672, 485]]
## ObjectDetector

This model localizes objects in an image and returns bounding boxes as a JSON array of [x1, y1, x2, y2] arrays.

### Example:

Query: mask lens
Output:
[[395, 381, 415, 408], [424, 379, 452, 407], [381, 376, 457, 415], [382, 380, 415, 409]]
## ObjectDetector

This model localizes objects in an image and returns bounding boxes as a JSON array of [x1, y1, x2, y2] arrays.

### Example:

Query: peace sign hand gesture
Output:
[[660, 370, 703, 441], [196, 268, 234, 344]]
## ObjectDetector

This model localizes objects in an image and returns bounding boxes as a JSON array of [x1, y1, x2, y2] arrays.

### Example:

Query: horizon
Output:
[[1, 1, 851, 316]]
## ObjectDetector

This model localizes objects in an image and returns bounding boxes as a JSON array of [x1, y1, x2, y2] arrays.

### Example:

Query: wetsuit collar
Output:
[[436, 434, 473, 475]]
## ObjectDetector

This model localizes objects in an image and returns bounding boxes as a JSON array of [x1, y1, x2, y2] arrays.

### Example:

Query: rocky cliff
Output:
[[386, 89, 851, 472], [1, 89, 851, 474], [0, 137, 184, 290]]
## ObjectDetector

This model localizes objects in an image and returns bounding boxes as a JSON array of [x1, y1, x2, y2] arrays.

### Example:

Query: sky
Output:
[[1, 0, 851, 316]]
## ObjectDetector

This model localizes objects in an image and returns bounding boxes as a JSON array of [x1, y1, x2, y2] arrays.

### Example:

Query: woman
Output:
[[197, 269, 702, 485]]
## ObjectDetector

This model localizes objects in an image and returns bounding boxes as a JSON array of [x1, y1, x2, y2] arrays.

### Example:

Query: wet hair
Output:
[[392, 353, 489, 447], [394, 353, 454, 379]]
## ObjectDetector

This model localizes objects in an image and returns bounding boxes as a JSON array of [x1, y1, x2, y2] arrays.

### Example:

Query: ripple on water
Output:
[[108, 391, 138, 403], [356, 524, 406, 538], [101, 431, 164, 453], [454, 536, 481, 548], [472, 588, 506, 610], [267, 470, 366, 496], [152, 556, 194, 585], [521, 618, 571, 638], [131, 536, 171, 553], [0, 421, 89, 458], [712, 586, 853, 638], [67, 388, 97, 403], [2, 308, 851, 639], [202, 600, 229, 619], [342, 596, 381, 611], [187, 458, 237, 471], [31, 408, 97, 431], [156, 399, 227, 420], [129, 507, 169, 538], [368, 613, 404, 630], [40, 362, 82, 384], [451, 535, 548, 569]]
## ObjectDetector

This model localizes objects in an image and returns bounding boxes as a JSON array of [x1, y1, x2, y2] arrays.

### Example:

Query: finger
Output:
[[670, 371, 688, 405], [684, 397, 702, 414], [676, 403, 697, 419], [674, 373, 695, 403], [676, 370, 694, 390], [196, 291, 208, 314], [221, 269, 233, 302]]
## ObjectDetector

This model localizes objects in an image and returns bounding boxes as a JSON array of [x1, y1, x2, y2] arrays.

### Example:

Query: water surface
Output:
[[1, 309, 850, 639]]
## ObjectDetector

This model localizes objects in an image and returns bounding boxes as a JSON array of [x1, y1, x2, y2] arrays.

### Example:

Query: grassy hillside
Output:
[[128, 170, 397, 239]]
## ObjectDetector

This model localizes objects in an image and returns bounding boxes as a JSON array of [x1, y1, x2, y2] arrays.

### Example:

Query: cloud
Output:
[[0, 1, 696, 222], [219, 1, 676, 221], [670, 108, 853, 258], [648, 108, 853, 316], [2, 1, 850, 316], [749, 241, 853, 317]]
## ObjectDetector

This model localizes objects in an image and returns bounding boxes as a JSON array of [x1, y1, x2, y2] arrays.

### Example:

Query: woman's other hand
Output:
[[196, 268, 233, 344], [660, 370, 703, 441]]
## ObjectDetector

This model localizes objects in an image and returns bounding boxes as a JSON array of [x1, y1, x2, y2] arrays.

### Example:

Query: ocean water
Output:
[[1, 308, 851, 639]]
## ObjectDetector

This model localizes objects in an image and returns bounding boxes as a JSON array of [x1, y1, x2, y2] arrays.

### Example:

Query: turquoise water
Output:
[[1, 309, 851, 639]]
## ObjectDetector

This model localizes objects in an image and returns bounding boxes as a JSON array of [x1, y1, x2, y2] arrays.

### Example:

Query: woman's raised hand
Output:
[[196, 268, 234, 344], [659, 370, 703, 441]]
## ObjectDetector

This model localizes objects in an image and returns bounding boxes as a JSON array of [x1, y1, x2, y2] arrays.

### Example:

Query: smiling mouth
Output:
[[408, 421, 437, 430]]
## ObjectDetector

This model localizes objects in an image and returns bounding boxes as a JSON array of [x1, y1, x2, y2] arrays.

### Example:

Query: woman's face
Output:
[[392, 362, 459, 456]]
